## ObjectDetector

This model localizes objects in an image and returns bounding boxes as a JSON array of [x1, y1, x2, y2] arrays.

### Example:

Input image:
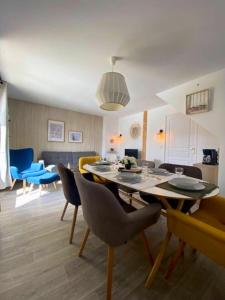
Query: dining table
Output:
[[83, 164, 219, 211]]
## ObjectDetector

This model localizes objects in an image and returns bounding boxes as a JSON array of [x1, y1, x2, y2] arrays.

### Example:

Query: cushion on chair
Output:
[[26, 172, 60, 185], [21, 169, 47, 179]]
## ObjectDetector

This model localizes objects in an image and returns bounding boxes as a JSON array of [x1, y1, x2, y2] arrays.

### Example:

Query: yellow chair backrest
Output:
[[167, 209, 225, 267], [79, 156, 101, 174]]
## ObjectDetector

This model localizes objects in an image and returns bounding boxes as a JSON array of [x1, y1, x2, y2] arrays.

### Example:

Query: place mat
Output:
[[156, 181, 218, 199]]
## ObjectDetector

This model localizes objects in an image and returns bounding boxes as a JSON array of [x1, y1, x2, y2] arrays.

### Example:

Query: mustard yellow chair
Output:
[[79, 156, 107, 184], [145, 195, 225, 287], [79, 156, 101, 174]]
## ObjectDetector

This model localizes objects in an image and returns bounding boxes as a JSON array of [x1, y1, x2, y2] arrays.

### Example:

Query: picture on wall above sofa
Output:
[[48, 120, 65, 142], [68, 131, 83, 143]]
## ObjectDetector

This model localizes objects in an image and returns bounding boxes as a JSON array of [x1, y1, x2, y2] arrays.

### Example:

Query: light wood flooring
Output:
[[0, 183, 225, 300]]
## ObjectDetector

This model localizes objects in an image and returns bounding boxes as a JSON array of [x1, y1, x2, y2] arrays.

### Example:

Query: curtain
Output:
[[0, 83, 11, 189]]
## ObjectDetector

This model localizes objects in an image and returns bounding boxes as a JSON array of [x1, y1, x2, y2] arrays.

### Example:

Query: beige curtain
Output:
[[0, 83, 11, 189]]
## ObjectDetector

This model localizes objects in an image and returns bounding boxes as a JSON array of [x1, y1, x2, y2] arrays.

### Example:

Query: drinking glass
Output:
[[142, 162, 149, 177], [175, 167, 184, 176]]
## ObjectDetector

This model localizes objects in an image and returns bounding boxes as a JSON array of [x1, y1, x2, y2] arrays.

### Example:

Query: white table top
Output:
[[84, 164, 219, 200]]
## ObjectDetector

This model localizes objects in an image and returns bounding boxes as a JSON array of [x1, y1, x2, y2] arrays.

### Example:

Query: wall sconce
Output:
[[156, 129, 165, 142], [110, 134, 124, 145]]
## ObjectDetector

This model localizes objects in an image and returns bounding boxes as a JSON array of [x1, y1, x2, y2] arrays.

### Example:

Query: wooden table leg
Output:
[[177, 199, 184, 211], [157, 196, 172, 209], [140, 231, 154, 266], [165, 240, 186, 280], [145, 231, 172, 288]]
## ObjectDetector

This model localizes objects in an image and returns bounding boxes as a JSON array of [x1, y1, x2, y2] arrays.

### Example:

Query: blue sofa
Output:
[[10, 148, 46, 189]]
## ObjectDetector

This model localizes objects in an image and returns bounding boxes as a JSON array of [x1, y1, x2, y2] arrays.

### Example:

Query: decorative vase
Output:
[[125, 162, 131, 170]]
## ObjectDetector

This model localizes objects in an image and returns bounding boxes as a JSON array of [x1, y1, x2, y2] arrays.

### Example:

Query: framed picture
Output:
[[48, 120, 65, 142], [186, 89, 210, 115], [68, 131, 83, 143]]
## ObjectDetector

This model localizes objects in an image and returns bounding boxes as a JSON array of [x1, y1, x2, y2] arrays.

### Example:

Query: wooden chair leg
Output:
[[107, 246, 114, 300], [145, 231, 172, 288], [140, 231, 154, 266], [165, 240, 186, 280], [23, 180, 26, 193], [53, 182, 57, 190], [29, 183, 34, 192], [39, 184, 42, 196], [61, 201, 69, 221], [69, 206, 78, 244], [78, 228, 90, 257], [10, 179, 16, 190]]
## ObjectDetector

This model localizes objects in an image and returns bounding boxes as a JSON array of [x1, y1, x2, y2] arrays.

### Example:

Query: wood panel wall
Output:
[[8, 99, 103, 160]]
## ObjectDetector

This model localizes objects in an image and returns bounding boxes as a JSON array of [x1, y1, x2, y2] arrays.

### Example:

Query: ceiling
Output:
[[1, 0, 225, 116]]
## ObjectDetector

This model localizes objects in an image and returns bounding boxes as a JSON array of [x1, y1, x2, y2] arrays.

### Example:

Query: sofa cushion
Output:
[[41, 151, 97, 168]]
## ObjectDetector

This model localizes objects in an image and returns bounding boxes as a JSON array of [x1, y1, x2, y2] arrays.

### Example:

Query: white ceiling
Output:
[[1, 0, 225, 116]]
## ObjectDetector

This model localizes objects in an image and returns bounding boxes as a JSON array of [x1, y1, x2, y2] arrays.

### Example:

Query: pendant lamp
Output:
[[96, 56, 130, 111]]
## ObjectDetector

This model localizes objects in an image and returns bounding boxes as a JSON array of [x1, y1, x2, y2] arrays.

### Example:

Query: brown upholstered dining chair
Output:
[[75, 172, 161, 300], [58, 163, 81, 244], [58, 163, 93, 244], [140, 163, 202, 213]]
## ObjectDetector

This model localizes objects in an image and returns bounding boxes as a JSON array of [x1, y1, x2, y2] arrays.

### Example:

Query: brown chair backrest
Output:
[[57, 163, 81, 206], [159, 163, 202, 179]]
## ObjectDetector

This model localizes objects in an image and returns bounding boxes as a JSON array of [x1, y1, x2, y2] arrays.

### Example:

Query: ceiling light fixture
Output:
[[96, 56, 130, 111]]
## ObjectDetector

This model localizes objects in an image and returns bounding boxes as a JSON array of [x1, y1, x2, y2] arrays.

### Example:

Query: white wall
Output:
[[102, 116, 119, 158], [157, 68, 225, 194], [146, 105, 176, 166], [118, 112, 143, 158], [102, 112, 143, 159]]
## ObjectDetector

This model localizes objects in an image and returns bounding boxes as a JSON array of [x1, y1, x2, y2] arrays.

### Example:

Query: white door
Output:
[[165, 113, 219, 165], [165, 113, 196, 165]]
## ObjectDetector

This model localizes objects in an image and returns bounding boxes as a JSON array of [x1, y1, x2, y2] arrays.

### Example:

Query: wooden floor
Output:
[[0, 183, 224, 300]]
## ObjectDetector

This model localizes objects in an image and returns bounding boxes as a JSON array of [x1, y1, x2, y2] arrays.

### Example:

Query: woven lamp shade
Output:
[[96, 72, 130, 111]]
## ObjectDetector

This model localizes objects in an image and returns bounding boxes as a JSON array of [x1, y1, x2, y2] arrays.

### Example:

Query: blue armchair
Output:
[[10, 148, 46, 189]]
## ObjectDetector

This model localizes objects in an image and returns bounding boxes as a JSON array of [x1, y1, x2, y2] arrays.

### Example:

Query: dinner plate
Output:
[[116, 172, 142, 184], [94, 165, 111, 172], [168, 177, 205, 191]]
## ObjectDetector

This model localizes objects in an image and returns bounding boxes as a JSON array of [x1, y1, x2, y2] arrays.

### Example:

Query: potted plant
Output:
[[121, 156, 137, 170]]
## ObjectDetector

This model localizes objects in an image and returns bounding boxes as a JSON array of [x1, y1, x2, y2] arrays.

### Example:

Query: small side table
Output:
[[194, 163, 218, 185]]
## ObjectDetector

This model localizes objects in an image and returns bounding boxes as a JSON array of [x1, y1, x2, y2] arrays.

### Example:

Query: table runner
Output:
[[156, 181, 218, 199]]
